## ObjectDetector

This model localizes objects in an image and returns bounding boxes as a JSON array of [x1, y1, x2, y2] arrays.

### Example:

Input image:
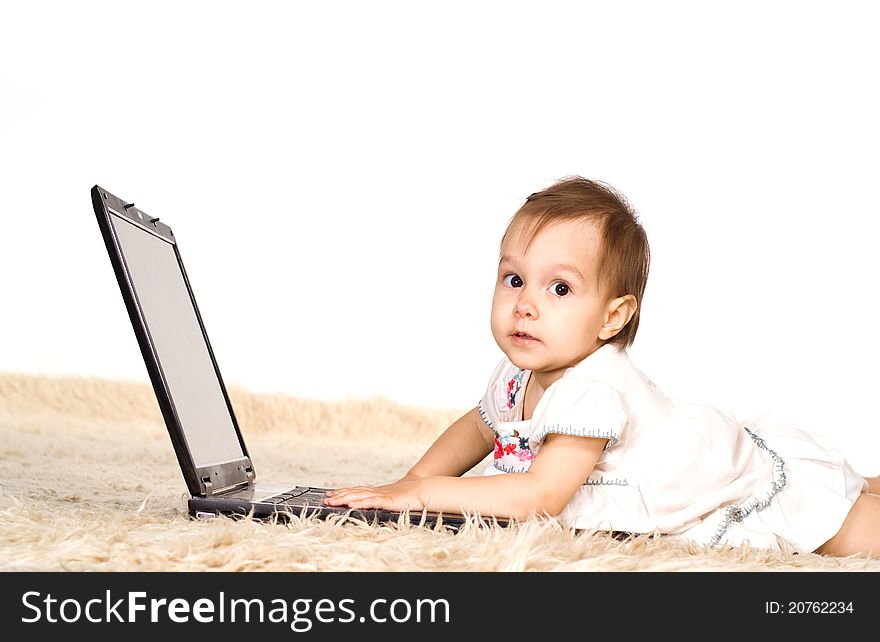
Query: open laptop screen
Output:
[[108, 210, 246, 469]]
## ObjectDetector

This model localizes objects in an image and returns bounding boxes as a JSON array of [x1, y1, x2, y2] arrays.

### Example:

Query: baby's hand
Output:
[[324, 477, 424, 512]]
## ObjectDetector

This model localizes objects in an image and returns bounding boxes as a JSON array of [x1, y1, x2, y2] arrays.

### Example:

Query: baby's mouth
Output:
[[512, 331, 538, 341]]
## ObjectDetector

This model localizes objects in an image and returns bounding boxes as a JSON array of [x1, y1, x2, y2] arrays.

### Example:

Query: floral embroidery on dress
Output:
[[506, 370, 526, 409], [493, 429, 535, 468]]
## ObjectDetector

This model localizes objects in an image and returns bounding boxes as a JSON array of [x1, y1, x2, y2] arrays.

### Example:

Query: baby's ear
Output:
[[598, 295, 638, 340]]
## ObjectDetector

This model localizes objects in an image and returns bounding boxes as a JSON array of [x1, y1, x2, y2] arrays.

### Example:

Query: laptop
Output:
[[91, 185, 487, 529]]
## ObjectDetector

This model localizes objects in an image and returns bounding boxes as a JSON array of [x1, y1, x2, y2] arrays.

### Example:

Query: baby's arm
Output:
[[325, 432, 606, 520], [403, 407, 495, 479]]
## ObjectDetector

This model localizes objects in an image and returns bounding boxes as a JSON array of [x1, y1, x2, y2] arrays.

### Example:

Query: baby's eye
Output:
[[551, 281, 570, 297], [503, 274, 524, 288]]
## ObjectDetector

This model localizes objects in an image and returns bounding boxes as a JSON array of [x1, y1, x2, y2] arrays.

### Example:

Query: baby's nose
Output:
[[514, 296, 537, 319]]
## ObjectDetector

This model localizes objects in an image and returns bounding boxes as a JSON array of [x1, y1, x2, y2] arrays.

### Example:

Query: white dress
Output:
[[478, 344, 867, 553]]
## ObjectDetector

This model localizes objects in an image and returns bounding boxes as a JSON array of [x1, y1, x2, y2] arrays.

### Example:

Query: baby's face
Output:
[[491, 218, 613, 381]]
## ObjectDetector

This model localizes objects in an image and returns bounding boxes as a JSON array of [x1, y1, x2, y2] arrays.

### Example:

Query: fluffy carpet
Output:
[[1, 373, 877, 572]]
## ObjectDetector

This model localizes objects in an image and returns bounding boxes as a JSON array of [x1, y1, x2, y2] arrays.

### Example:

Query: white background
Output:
[[2, 1, 878, 473]]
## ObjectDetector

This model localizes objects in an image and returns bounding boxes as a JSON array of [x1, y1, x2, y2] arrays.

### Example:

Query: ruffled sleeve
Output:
[[477, 358, 527, 429], [528, 377, 627, 450]]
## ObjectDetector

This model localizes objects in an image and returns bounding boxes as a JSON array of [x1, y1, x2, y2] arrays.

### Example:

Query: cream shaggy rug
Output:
[[1, 373, 878, 573]]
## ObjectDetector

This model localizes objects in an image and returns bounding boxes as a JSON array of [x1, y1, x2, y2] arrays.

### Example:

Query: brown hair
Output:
[[501, 176, 650, 348]]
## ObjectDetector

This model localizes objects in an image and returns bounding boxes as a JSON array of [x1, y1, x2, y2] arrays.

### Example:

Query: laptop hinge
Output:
[[202, 477, 252, 497], [197, 458, 255, 496]]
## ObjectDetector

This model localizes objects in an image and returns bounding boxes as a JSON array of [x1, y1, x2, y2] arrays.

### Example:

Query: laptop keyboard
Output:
[[262, 486, 329, 506]]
